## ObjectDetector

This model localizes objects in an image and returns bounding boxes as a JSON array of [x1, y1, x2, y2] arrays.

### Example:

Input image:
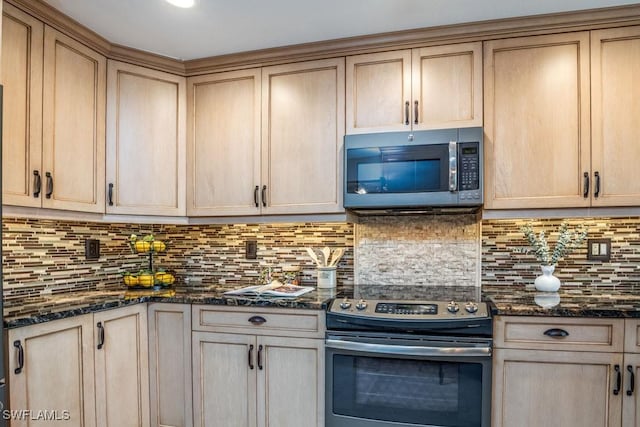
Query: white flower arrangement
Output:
[[521, 222, 588, 266]]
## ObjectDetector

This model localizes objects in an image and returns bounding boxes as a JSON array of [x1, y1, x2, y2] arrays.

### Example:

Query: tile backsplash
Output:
[[354, 214, 481, 287], [482, 217, 640, 286], [1, 218, 354, 302]]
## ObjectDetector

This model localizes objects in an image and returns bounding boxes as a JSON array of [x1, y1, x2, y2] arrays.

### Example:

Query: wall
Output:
[[354, 213, 481, 287], [1, 217, 354, 303], [482, 217, 640, 286]]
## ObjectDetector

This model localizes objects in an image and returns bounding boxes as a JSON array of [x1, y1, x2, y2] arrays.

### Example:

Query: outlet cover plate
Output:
[[245, 240, 257, 259], [85, 239, 100, 260]]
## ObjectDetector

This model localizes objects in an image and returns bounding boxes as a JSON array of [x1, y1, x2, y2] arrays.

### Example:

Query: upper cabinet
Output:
[[106, 60, 186, 216], [1, 4, 43, 208], [261, 58, 345, 215], [346, 42, 482, 134], [188, 58, 345, 216], [483, 32, 592, 209], [590, 26, 640, 207], [2, 7, 106, 213], [187, 69, 262, 216]]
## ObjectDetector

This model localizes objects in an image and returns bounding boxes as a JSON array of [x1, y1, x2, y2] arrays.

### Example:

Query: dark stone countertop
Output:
[[483, 283, 640, 318], [4, 284, 340, 329]]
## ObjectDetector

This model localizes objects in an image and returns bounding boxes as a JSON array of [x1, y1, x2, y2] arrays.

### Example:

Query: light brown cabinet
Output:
[[8, 305, 149, 427], [2, 6, 106, 213], [346, 42, 482, 134], [8, 314, 97, 427], [148, 303, 193, 427], [191, 306, 325, 427], [493, 316, 640, 427], [186, 69, 262, 216], [106, 60, 186, 216], [94, 304, 150, 427], [590, 25, 640, 207], [261, 58, 345, 215], [484, 32, 592, 209]]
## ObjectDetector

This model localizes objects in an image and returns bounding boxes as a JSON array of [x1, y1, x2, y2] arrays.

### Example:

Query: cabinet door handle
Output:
[[248, 344, 255, 370], [14, 340, 24, 375], [627, 365, 635, 396], [414, 100, 419, 125], [33, 170, 42, 197], [261, 185, 267, 208], [594, 171, 601, 198], [108, 183, 114, 206], [614, 365, 622, 395], [254, 185, 259, 208], [45, 172, 54, 199], [583, 172, 589, 198], [97, 322, 105, 350], [543, 328, 569, 338], [258, 344, 264, 370], [248, 315, 267, 326], [404, 101, 410, 125]]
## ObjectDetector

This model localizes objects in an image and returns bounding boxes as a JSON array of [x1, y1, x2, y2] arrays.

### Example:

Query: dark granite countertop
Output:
[[483, 283, 640, 317], [4, 284, 339, 329]]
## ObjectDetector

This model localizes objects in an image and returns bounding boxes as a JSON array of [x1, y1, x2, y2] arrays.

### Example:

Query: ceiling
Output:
[[42, 0, 640, 60]]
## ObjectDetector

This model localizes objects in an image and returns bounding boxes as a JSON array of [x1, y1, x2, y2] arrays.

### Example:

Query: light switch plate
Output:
[[587, 238, 611, 262]]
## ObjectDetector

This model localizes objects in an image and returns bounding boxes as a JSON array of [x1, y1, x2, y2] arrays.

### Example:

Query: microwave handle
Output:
[[448, 141, 457, 192]]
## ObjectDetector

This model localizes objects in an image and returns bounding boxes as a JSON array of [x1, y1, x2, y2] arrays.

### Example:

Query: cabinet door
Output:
[[192, 332, 257, 427], [257, 336, 324, 427], [106, 60, 186, 216], [591, 26, 640, 207], [1, 4, 43, 208], [346, 50, 412, 134], [412, 42, 482, 130], [623, 353, 640, 427], [8, 315, 96, 427], [148, 303, 193, 427], [186, 69, 261, 216], [261, 58, 345, 214], [42, 26, 106, 212], [493, 349, 622, 427], [484, 32, 591, 209], [94, 304, 150, 427]]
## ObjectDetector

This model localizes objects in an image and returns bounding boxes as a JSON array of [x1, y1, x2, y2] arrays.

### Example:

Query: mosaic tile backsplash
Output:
[[482, 217, 640, 286], [2, 218, 354, 302], [354, 214, 481, 287]]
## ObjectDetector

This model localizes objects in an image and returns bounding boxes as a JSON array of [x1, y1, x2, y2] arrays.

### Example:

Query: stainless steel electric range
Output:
[[325, 285, 492, 427]]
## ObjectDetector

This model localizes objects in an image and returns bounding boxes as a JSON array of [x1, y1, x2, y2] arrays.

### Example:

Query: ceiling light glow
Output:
[[165, 0, 195, 8]]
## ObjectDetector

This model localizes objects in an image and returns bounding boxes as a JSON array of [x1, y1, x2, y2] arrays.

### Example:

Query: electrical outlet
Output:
[[245, 240, 257, 259], [85, 239, 100, 260], [587, 238, 611, 262]]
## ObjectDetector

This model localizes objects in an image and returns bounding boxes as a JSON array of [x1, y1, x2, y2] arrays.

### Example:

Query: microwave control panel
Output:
[[459, 142, 480, 191]]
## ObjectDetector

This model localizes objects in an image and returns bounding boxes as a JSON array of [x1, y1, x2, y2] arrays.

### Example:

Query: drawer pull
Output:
[[543, 328, 569, 338], [627, 365, 635, 396], [614, 365, 622, 395], [14, 340, 24, 374], [248, 315, 267, 326]]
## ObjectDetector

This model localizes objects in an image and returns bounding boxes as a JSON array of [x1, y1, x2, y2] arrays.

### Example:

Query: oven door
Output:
[[325, 332, 492, 427]]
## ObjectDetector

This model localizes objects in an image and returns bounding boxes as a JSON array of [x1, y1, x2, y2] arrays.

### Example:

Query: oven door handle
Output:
[[325, 339, 491, 357]]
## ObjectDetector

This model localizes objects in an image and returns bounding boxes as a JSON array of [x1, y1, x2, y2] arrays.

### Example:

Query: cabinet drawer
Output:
[[192, 305, 325, 338], [494, 316, 624, 352]]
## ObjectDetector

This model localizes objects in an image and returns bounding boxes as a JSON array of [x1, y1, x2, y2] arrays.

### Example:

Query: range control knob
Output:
[[339, 299, 352, 310], [447, 301, 460, 314], [355, 299, 367, 311], [465, 302, 479, 314]]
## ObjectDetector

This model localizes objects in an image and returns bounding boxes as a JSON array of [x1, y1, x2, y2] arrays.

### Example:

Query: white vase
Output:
[[534, 265, 561, 292]]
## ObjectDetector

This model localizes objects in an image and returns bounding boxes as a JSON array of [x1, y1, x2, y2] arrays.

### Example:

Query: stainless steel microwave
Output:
[[344, 127, 483, 211]]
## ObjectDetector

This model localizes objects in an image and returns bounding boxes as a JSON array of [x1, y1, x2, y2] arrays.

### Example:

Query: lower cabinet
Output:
[[191, 306, 325, 427], [7, 304, 149, 427], [148, 303, 193, 427], [493, 316, 640, 427]]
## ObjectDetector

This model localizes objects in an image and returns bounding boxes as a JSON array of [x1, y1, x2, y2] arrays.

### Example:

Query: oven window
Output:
[[332, 354, 483, 427]]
